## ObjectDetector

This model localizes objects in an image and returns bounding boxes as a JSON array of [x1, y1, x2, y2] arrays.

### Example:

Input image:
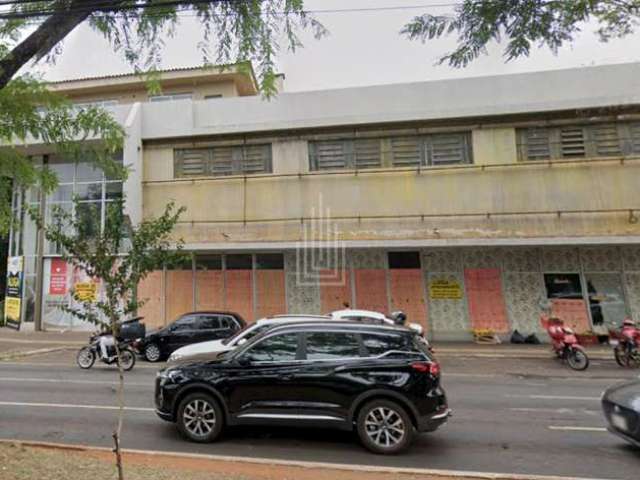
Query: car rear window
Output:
[[306, 332, 360, 360], [362, 332, 421, 357]]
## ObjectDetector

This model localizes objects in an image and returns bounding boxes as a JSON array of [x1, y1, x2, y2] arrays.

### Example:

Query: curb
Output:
[[0, 346, 75, 361], [0, 338, 85, 346], [434, 350, 612, 361], [0, 439, 613, 480]]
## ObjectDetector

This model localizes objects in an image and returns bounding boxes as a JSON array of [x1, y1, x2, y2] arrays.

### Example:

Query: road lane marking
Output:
[[0, 376, 152, 387], [506, 394, 600, 401], [511, 408, 599, 416], [0, 401, 155, 412], [548, 426, 607, 432], [0, 361, 161, 369]]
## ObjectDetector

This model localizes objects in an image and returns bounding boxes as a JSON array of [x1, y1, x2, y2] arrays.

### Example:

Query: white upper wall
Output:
[[140, 62, 640, 139]]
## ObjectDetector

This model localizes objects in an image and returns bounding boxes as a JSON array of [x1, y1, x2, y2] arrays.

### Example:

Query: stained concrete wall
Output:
[[142, 131, 640, 244]]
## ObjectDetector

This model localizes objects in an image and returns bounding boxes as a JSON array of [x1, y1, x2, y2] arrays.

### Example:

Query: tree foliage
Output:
[[0, 76, 125, 235], [0, 78, 125, 229], [0, 0, 327, 95], [402, 0, 640, 67], [30, 195, 185, 479], [31, 197, 185, 327]]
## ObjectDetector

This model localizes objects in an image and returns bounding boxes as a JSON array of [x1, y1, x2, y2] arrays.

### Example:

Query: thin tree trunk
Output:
[[111, 318, 125, 480]]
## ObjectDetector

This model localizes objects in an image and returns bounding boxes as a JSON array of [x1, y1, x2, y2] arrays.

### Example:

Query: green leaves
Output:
[[31, 195, 185, 330], [401, 0, 640, 68], [0, 76, 125, 235], [84, 1, 327, 98]]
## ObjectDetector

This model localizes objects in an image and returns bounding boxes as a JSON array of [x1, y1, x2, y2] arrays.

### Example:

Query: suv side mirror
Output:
[[236, 355, 251, 367], [237, 338, 247, 346]]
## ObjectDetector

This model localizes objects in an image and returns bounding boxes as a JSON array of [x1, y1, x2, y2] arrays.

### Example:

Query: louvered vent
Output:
[[593, 124, 622, 156], [176, 149, 206, 177], [210, 147, 234, 175], [242, 145, 271, 174], [429, 134, 468, 165], [311, 141, 348, 170], [630, 122, 640, 154], [560, 127, 586, 157], [354, 139, 381, 168], [391, 137, 422, 166], [523, 128, 551, 160]]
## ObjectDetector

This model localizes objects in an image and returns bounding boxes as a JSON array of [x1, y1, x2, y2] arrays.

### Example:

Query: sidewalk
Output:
[[0, 326, 613, 360], [0, 327, 87, 358]]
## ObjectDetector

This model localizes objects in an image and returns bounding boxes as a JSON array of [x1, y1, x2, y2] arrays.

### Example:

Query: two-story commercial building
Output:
[[8, 62, 640, 340]]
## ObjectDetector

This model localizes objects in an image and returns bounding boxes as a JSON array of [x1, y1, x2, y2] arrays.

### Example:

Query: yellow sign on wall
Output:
[[429, 279, 463, 299], [4, 297, 21, 322], [74, 282, 98, 302]]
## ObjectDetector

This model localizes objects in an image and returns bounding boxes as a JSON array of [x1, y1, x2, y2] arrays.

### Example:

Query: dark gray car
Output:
[[602, 379, 640, 447]]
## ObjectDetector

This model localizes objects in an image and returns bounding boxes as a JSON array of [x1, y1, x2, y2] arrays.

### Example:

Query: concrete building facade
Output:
[[9, 63, 640, 340]]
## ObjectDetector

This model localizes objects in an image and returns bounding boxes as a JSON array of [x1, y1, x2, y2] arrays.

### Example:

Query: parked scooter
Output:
[[610, 318, 640, 368], [541, 315, 590, 370]]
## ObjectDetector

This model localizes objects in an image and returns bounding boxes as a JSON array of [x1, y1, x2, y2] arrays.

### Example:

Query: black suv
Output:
[[138, 311, 245, 362], [155, 322, 449, 454]]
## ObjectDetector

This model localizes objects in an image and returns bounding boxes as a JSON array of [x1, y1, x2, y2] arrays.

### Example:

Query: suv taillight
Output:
[[411, 361, 440, 377]]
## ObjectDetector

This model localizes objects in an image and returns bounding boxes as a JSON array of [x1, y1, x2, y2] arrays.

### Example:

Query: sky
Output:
[[32, 0, 640, 92]]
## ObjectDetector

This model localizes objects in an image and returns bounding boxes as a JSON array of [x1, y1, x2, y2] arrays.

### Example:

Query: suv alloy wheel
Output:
[[356, 399, 414, 454], [145, 343, 161, 362], [177, 392, 224, 442]]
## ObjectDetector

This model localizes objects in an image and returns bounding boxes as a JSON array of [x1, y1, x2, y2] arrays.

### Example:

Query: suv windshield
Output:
[[222, 323, 270, 345]]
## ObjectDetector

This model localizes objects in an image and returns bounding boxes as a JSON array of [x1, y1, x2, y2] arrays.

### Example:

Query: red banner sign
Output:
[[49, 259, 67, 295]]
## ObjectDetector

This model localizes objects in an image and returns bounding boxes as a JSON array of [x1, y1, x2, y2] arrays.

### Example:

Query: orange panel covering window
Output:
[[464, 268, 509, 333], [225, 270, 254, 323], [354, 269, 388, 314], [551, 299, 591, 334], [165, 269, 194, 324], [389, 269, 427, 329], [256, 270, 286, 319], [195, 270, 224, 311], [137, 270, 163, 329], [320, 269, 352, 313]]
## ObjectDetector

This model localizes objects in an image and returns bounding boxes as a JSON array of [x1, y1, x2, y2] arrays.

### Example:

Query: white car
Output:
[[330, 309, 426, 337], [168, 315, 330, 363], [169, 310, 428, 363]]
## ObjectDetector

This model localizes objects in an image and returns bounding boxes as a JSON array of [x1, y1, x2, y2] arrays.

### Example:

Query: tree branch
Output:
[[0, 1, 96, 88]]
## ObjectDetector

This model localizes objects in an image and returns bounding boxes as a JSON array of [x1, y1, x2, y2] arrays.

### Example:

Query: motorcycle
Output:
[[76, 334, 137, 371], [541, 315, 590, 371], [610, 318, 640, 368], [76, 318, 145, 371]]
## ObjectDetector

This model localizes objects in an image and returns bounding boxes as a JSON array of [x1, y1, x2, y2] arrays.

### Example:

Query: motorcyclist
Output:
[[96, 323, 117, 361], [621, 318, 639, 352]]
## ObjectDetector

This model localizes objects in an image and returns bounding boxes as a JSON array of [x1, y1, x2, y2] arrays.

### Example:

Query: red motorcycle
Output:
[[541, 315, 590, 371], [610, 318, 640, 368]]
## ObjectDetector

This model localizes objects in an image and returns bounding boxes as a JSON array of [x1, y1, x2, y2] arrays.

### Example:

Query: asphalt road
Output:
[[0, 357, 638, 479]]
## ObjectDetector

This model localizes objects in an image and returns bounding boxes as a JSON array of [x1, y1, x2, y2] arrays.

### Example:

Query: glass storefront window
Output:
[[255, 253, 284, 270], [46, 158, 74, 183], [47, 185, 73, 203], [226, 254, 252, 270], [105, 182, 123, 200], [196, 255, 222, 271], [75, 162, 104, 182], [544, 273, 583, 300], [75, 183, 103, 202], [585, 273, 628, 332], [75, 202, 102, 239]]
